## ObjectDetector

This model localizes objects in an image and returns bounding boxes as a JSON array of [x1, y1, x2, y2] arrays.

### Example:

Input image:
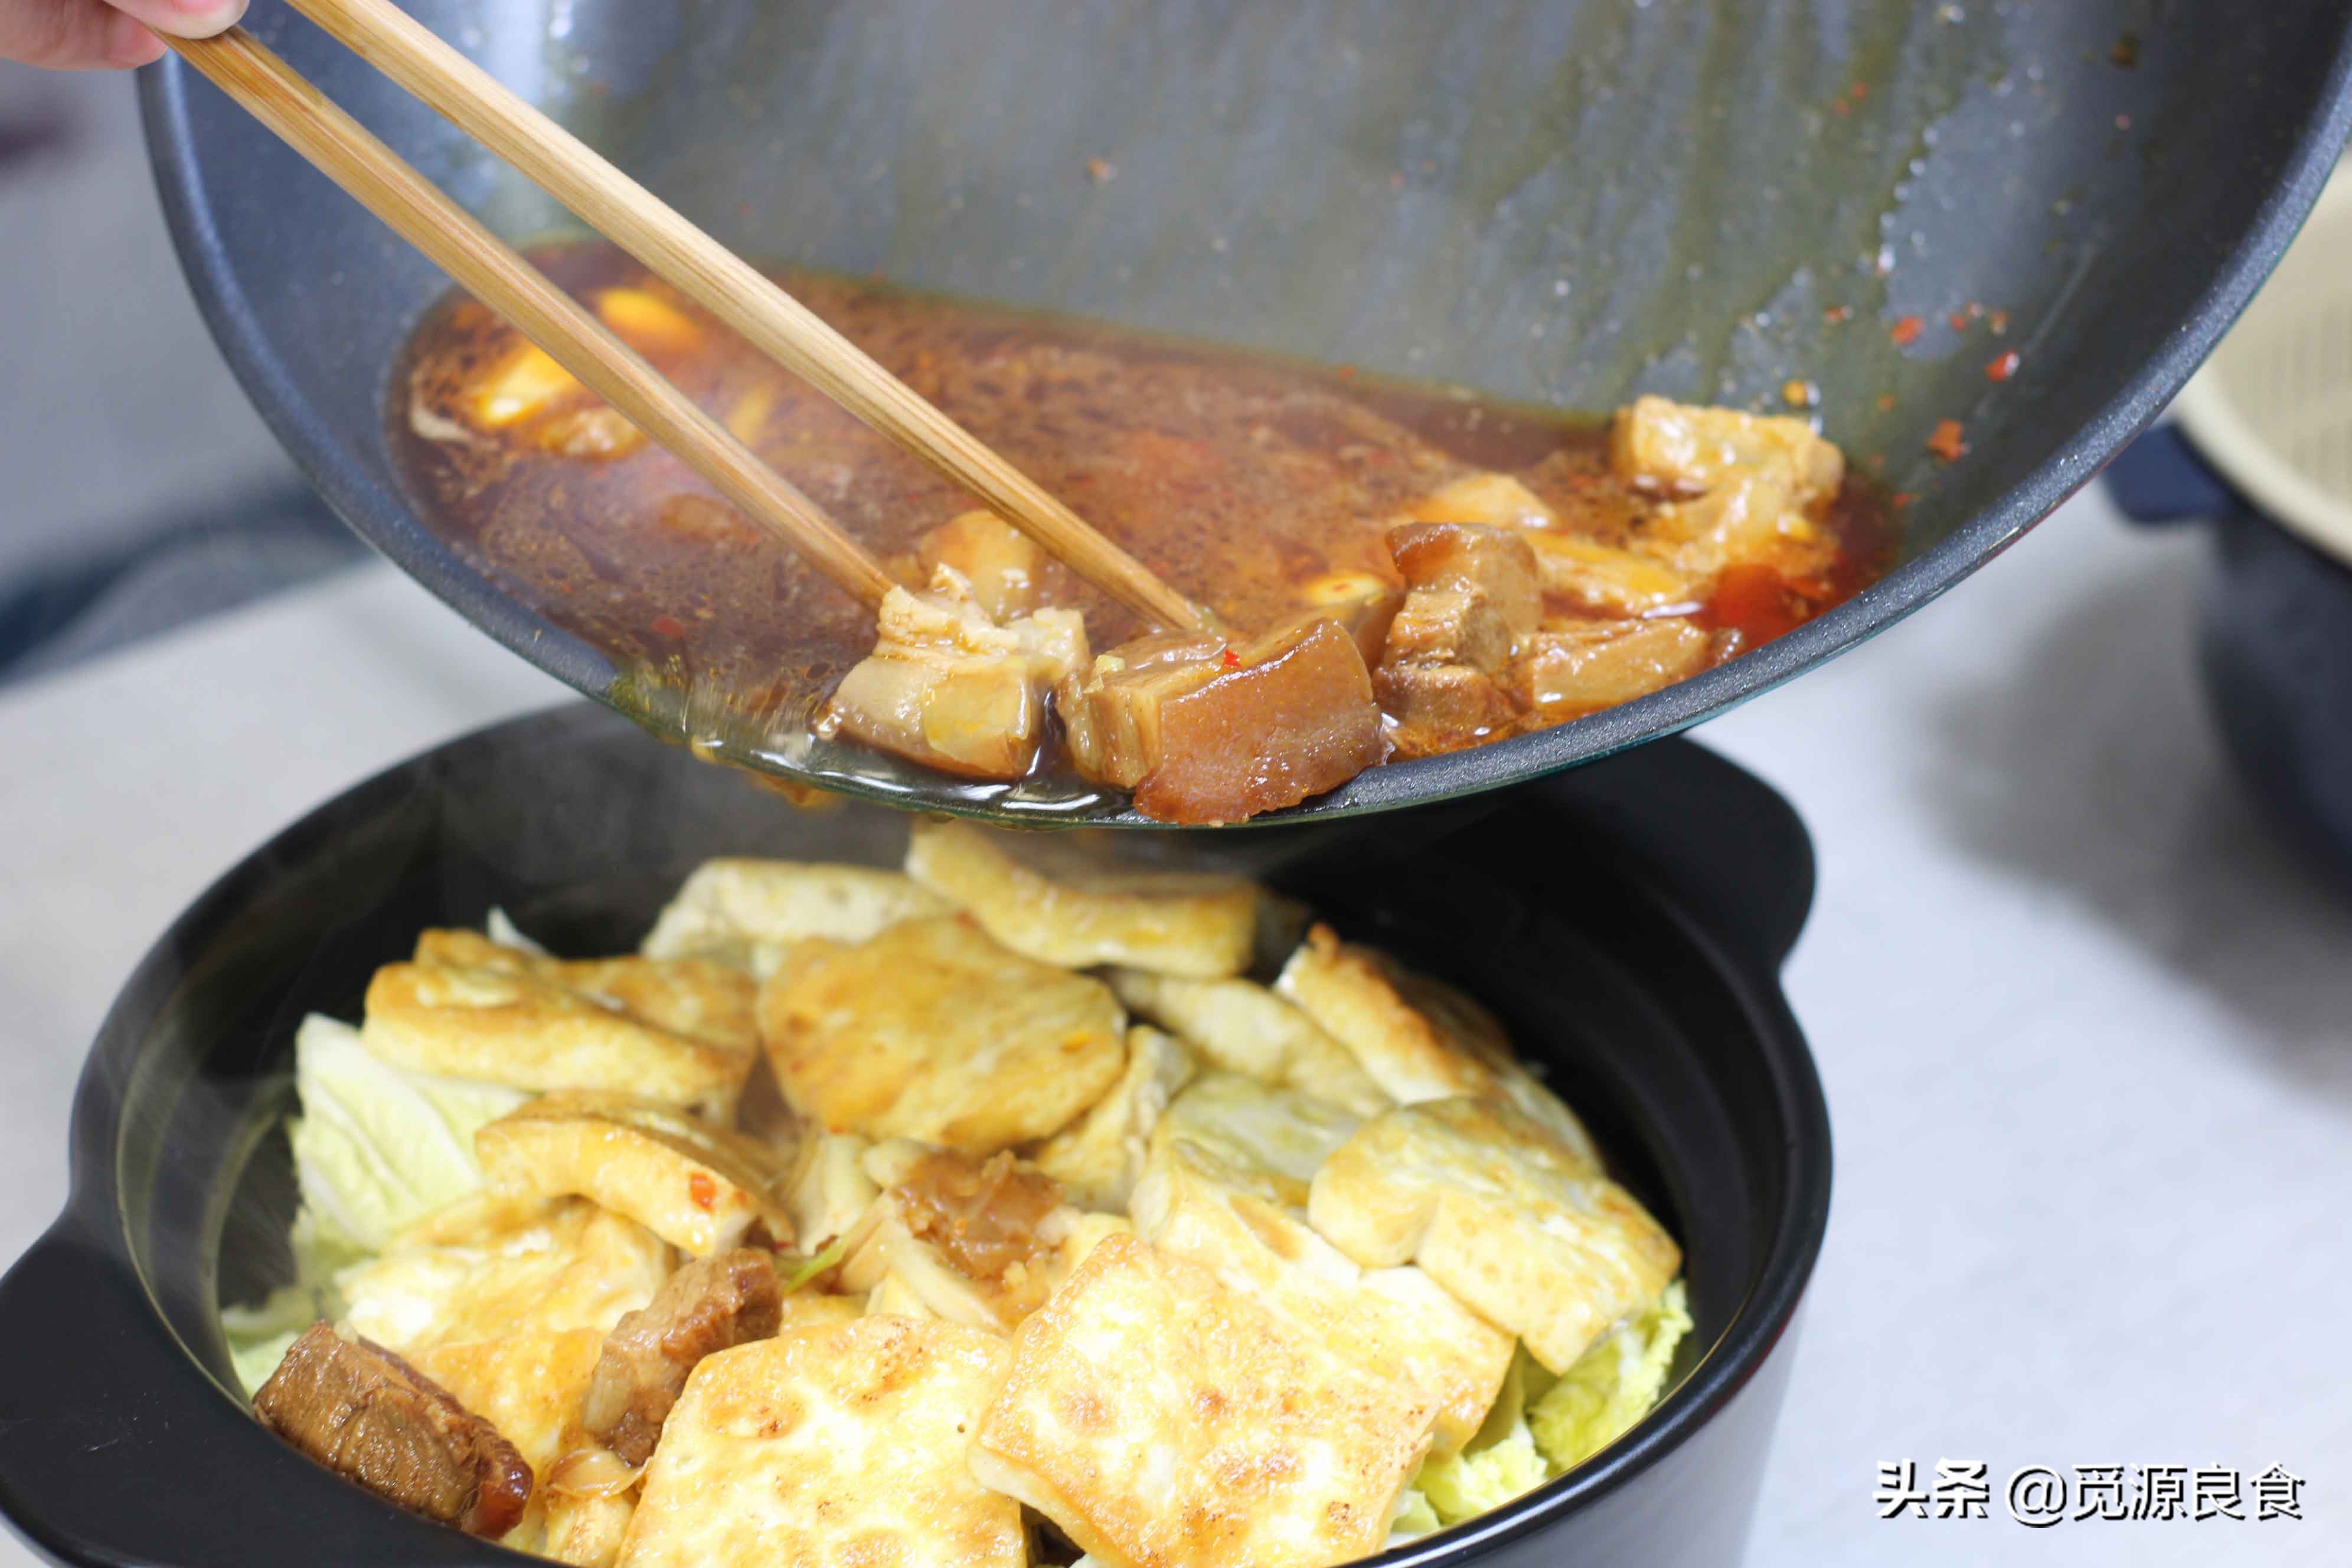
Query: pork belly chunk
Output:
[[254, 1322, 533, 1539], [1508, 618, 1721, 715], [1058, 615, 1389, 824], [580, 1249, 782, 1466], [1374, 521, 1541, 752], [821, 566, 1089, 782]]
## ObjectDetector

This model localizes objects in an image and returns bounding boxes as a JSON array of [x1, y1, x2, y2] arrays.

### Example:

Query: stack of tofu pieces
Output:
[[312, 820, 1681, 1568]]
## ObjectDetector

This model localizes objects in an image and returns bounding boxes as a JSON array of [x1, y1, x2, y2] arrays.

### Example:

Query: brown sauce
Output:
[[388, 247, 1892, 804]]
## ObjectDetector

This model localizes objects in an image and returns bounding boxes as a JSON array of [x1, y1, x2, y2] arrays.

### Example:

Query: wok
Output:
[[142, 1, 2352, 826]]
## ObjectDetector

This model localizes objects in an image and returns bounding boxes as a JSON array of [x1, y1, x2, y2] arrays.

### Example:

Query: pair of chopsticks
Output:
[[166, 0, 1206, 633]]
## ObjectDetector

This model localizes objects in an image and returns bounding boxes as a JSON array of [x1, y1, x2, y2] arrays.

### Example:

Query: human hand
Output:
[[1, 0, 244, 70]]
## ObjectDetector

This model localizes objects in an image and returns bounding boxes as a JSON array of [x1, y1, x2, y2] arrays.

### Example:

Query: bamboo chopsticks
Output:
[[165, 9, 1208, 633]]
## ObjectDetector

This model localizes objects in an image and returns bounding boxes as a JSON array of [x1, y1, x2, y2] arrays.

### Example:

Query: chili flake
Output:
[[1985, 349, 2021, 383], [1220, 647, 1242, 668], [687, 1172, 717, 1211], [651, 613, 687, 639], [1890, 315, 1925, 347], [1927, 418, 1969, 462]]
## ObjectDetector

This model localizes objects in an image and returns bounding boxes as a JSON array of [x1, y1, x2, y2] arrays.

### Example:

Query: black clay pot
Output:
[[0, 704, 1827, 1568], [2105, 425, 2352, 893]]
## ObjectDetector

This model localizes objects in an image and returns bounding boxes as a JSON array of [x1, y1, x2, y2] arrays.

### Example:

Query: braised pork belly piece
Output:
[[820, 566, 1089, 782], [254, 1324, 534, 1538], [1374, 520, 1541, 754], [580, 1249, 782, 1466], [1060, 615, 1389, 823]]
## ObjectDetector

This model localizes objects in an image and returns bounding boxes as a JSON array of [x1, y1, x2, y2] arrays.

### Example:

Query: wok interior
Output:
[[152, 0, 2351, 815]]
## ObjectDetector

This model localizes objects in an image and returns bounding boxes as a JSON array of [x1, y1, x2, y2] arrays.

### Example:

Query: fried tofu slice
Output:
[[1308, 1097, 1681, 1374], [1409, 471, 1559, 530], [619, 1318, 1023, 1568], [1033, 1026, 1196, 1211], [1133, 1107, 1511, 1454], [476, 1092, 794, 1256], [364, 930, 757, 1119], [1106, 969, 1390, 1116], [776, 1291, 864, 1331], [339, 1194, 673, 1357], [756, 915, 1126, 1153], [1276, 925, 1596, 1164], [1610, 394, 1843, 502], [904, 821, 1256, 978], [417, 1327, 606, 1550], [972, 1234, 1430, 1568], [638, 859, 952, 976], [1518, 532, 1697, 617], [1150, 1073, 1367, 1208]]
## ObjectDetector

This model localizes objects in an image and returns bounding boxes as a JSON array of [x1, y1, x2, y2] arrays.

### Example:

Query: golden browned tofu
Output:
[[1033, 1025, 1196, 1211], [619, 1318, 1023, 1568], [417, 1327, 606, 1550], [1133, 1110, 1513, 1454], [1308, 1097, 1681, 1374], [339, 1194, 674, 1358], [638, 859, 950, 976], [1408, 471, 1559, 530], [1276, 925, 1596, 1163], [1509, 618, 1720, 714], [971, 1234, 1432, 1568], [363, 930, 757, 1119], [758, 916, 1126, 1153], [1519, 532, 1698, 616], [475, 1092, 795, 1256], [1106, 969, 1391, 1116], [821, 569, 1090, 782], [1610, 393, 1843, 502], [775, 1291, 865, 1331], [905, 821, 1258, 977], [1149, 1073, 1367, 1209]]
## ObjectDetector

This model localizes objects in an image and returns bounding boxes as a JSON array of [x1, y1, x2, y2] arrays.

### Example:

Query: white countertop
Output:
[[1, 484, 2343, 1564]]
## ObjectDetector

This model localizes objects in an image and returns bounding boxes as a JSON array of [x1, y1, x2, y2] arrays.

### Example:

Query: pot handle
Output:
[[2103, 423, 2240, 525], [0, 1214, 501, 1567]]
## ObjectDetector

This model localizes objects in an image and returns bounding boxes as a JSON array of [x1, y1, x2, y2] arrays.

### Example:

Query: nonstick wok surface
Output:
[[143, 1, 2352, 825]]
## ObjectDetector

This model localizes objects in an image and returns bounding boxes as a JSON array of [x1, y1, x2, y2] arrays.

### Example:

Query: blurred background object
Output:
[[0, 63, 364, 687], [2105, 149, 2352, 892]]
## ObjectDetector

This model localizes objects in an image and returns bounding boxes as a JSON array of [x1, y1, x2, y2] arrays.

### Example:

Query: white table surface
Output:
[[1, 484, 2344, 1565]]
